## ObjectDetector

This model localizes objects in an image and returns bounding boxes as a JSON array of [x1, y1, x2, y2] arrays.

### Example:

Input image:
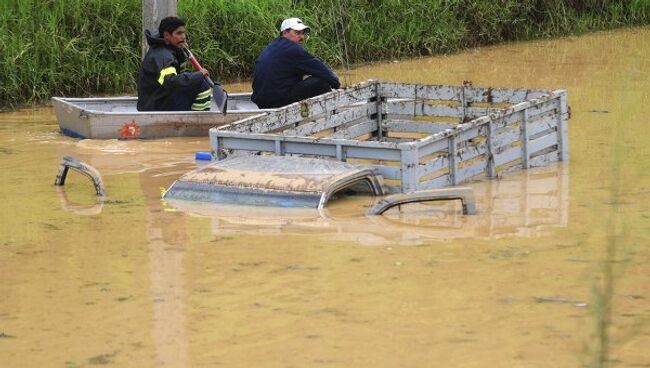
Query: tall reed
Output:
[[1, 0, 648, 108], [0, 0, 140, 107]]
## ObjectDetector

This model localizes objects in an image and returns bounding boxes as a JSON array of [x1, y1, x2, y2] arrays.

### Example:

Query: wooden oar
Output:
[[182, 47, 228, 115]]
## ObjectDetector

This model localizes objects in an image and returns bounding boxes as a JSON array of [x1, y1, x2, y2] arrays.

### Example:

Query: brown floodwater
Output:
[[1, 27, 649, 367]]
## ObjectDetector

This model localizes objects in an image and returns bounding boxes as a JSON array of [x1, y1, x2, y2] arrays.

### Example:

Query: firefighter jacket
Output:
[[137, 30, 205, 111]]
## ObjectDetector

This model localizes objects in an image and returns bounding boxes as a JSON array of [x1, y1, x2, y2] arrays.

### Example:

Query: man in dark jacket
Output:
[[251, 18, 341, 109], [137, 17, 212, 111]]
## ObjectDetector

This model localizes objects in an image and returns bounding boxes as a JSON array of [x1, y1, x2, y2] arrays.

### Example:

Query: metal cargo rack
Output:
[[209, 80, 569, 193]]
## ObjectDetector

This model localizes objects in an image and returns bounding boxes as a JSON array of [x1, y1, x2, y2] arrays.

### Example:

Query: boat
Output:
[[52, 93, 274, 139]]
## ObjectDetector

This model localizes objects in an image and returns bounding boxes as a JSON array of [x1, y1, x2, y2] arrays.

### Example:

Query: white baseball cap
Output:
[[280, 18, 310, 32]]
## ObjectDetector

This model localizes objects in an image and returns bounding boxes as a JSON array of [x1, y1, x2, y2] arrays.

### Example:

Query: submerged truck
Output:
[[163, 80, 569, 214]]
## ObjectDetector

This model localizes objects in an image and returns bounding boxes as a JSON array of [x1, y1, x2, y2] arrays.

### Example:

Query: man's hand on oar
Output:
[[182, 47, 228, 115]]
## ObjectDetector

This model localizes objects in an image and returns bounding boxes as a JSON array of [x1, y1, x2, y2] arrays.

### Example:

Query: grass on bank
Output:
[[0, 0, 649, 108]]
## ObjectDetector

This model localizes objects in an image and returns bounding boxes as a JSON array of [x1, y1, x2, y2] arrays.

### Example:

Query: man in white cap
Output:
[[251, 17, 341, 108]]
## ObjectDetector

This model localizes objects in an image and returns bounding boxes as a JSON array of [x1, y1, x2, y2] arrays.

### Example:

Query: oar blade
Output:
[[213, 85, 228, 115]]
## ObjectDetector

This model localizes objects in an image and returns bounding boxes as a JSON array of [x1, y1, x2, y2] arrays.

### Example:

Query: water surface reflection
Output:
[[165, 164, 569, 246]]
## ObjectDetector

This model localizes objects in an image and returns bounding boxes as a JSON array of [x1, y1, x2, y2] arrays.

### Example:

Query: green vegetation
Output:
[[1, 0, 648, 108]]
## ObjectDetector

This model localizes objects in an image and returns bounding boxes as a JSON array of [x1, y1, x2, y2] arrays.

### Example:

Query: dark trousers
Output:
[[164, 79, 212, 111], [286, 76, 332, 105], [256, 77, 332, 109]]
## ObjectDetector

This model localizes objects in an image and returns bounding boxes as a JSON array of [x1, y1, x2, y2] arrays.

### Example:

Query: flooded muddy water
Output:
[[1, 27, 649, 367]]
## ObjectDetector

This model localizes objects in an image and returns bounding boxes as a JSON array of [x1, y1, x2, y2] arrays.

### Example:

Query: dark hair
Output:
[[158, 16, 185, 36]]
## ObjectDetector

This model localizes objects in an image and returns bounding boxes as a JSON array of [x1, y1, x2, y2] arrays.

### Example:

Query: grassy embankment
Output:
[[0, 0, 648, 108]]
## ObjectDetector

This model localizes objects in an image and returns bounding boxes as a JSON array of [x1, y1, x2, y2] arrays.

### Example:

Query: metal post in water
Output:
[[374, 81, 384, 140], [142, 0, 177, 57]]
